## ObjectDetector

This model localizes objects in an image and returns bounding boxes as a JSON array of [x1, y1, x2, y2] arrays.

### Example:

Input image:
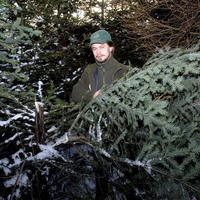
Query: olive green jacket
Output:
[[71, 56, 129, 103]]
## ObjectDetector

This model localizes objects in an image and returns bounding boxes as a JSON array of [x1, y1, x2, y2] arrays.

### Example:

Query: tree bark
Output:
[[35, 101, 45, 144]]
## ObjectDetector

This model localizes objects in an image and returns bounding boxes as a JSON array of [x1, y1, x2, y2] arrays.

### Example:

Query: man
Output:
[[71, 29, 129, 103]]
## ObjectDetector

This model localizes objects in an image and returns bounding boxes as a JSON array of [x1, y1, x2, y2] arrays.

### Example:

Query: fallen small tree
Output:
[[68, 42, 200, 199]]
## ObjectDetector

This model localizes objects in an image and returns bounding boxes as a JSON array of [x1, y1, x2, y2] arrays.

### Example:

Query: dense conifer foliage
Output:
[[2, 40, 200, 199], [1, 0, 200, 199], [68, 43, 200, 199]]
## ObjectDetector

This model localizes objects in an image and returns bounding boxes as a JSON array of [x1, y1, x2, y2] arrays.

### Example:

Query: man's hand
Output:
[[93, 90, 101, 99]]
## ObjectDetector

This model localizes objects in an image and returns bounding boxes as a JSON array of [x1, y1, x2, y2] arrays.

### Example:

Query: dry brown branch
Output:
[[67, 135, 89, 143], [120, 0, 200, 59], [10, 161, 26, 200]]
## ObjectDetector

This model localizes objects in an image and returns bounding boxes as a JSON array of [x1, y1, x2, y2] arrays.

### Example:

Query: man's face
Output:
[[91, 43, 113, 63]]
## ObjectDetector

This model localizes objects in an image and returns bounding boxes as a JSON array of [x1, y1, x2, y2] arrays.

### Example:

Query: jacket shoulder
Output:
[[115, 60, 130, 73], [112, 61, 130, 80], [84, 63, 97, 74]]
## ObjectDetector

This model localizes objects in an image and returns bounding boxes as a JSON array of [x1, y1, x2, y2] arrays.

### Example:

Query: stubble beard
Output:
[[95, 53, 112, 64]]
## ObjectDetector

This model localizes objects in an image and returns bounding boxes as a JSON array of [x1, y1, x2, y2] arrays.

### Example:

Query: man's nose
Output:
[[96, 48, 102, 54]]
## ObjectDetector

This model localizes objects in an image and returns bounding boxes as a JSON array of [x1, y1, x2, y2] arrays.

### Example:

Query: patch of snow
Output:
[[65, 78, 71, 82], [4, 172, 29, 188], [37, 80, 43, 98], [5, 110, 11, 115], [0, 158, 11, 175], [9, 149, 26, 167], [0, 114, 23, 127], [53, 132, 69, 147], [47, 126, 57, 133], [124, 158, 145, 167], [4, 132, 23, 144], [62, 47, 69, 50], [24, 135, 34, 141], [4, 176, 17, 188], [34, 144, 59, 160], [20, 172, 29, 186], [72, 68, 81, 75], [20, 61, 34, 67], [24, 122, 32, 127], [89, 125, 95, 138], [72, 75, 78, 81], [124, 158, 152, 174], [14, 2, 20, 8], [15, 108, 35, 117], [96, 115, 102, 142], [11, 84, 24, 90], [100, 149, 111, 158], [41, 166, 50, 176]]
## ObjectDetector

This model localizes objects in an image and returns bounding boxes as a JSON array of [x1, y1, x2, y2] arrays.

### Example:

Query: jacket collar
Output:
[[96, 56, 118, 68]]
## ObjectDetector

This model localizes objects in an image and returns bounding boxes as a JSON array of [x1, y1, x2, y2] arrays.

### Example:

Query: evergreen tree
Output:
[[0, 1, 42, 199], [67, 43, 200, 199]]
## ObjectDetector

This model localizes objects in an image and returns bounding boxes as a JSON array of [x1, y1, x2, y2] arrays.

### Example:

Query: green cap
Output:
[[90, 30, 112, 45]]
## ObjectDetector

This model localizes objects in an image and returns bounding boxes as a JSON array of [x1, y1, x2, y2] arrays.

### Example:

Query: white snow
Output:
[[89, 125, 95, 138], [99, 149, 111, 158], [37, 80, 43, 98], [65, 78, 71, 82], [5, 109, 11, 115], [4, 132, 23, 144], [34, 144, 59, 160], [0, 114, 23, 126], [47, 126, 57, 133], [99, 149, 152, 174], [4, 144, 60, 169], [72, 68, 81, 75], [124, 158, 152, 174], [10, 149, 26, 167], [124, 158, 145, 167], [53, 132, 69, 147], [4, 172, 29, 188], [4, 176, 18, 187], [0, 158, 11, 175], [96, 115, 103, 142]]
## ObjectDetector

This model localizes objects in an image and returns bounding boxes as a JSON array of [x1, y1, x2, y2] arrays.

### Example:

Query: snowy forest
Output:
[[1, 0, 200, 199]]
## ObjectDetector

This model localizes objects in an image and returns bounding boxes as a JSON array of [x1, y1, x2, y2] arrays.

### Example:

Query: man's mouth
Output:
[[97, 55, 104, 59]]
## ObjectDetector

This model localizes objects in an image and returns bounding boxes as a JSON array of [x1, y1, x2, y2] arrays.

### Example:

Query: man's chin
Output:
[[95, 57, 109, 63], [96, 59, 106, 63]]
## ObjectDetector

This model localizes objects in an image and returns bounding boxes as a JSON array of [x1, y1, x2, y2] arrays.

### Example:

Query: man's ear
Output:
[[110, 46, 114, 53]]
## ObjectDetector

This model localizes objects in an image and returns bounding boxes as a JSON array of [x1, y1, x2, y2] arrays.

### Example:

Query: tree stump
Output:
[[35, 101, 45, 144]]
